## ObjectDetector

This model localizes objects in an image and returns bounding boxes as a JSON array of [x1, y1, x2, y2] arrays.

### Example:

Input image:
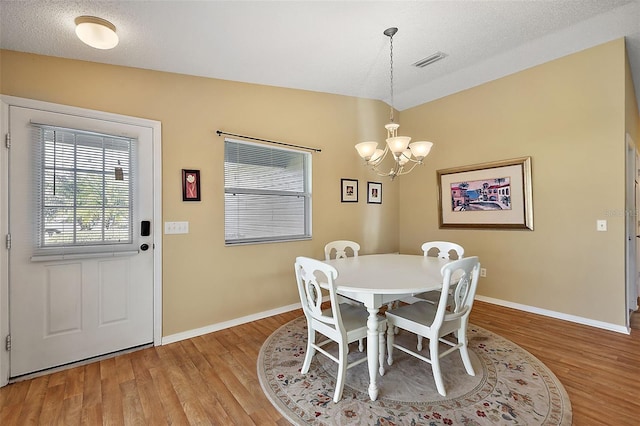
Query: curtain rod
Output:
[[216, 130, 321, 153]]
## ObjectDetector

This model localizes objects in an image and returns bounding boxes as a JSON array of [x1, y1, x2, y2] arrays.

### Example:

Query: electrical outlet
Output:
[[480, 268, 487, 277]]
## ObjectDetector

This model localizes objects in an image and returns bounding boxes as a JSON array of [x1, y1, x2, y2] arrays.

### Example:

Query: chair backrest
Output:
[[294, 256, 345, 340], [324, 240, 360, 260], [436, 256, 480, 326], [421, 241, 464, 260]]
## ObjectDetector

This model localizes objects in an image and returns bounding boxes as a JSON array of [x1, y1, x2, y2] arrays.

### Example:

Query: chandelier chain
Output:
[[389, 32, 394, 123]]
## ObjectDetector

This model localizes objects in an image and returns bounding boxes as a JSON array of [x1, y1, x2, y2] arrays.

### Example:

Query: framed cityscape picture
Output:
[[437, 157, 533, 230]]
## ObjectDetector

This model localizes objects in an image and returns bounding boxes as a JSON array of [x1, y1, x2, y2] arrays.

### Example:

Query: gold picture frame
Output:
[[437, 157, 533, 230]]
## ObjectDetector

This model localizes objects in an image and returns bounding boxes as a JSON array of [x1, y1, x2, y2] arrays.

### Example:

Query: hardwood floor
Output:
[[0, 301, 638, 425], [471, 303, 640, 425]]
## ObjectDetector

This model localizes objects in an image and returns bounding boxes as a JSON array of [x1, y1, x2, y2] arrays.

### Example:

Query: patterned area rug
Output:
[[258, 316, 571, 425]]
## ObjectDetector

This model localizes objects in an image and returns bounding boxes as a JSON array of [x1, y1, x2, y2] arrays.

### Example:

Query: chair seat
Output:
[[413, 290, 442, 303], [414, 290, 453, 305], [386, 301, 459, 337], [338, 294, 364, 307], [323, 303, 369, 335], [386, 300, 437, 328]]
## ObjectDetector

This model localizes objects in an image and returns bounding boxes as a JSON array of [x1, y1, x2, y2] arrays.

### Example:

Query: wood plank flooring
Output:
[[1, 301, 638, 425]]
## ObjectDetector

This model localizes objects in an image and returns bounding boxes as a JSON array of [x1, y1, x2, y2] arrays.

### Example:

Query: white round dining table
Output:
[[323, 253, 449, 401]]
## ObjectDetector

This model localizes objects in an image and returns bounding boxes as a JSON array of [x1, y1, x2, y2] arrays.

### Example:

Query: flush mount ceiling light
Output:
[[355, 27, 434, 180], [75, 16, 119, 50]]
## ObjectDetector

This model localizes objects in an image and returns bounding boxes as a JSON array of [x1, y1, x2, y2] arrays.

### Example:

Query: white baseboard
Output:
[[162, 295, 630, 345], [475, 295, 630, 335], [161, 302, 302, 345]]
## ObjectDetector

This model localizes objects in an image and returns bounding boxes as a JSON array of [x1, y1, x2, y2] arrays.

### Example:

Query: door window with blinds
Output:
[[224, 139, 311, 244], [31, 124, 137, 256]]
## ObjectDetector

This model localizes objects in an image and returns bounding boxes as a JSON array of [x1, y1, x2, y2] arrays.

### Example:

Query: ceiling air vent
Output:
[[412, 51, 448, 68]]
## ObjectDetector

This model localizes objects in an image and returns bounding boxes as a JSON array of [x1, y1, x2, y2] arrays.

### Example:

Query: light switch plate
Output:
[[597, 219, 607, 231], [165, 221, 189, 234]]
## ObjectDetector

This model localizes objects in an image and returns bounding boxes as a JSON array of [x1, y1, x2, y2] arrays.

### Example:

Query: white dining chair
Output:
[[405, 241, 466, 352], [294, 256, 386, 402], [324, 240, 360, 260], [385, 256, 480, 397], [414, 242, 465, 351], [413, 241, 465, 306], [324, 240, 365, 350], [421, 241, 464, 261]]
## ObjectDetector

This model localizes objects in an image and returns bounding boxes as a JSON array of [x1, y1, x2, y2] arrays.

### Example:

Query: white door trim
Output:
[[0, 96, 163, 387], [626, 133, 639, 328]]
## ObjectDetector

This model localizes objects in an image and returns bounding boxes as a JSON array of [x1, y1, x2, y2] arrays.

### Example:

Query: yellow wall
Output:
[[0, 50, 400, 336], [1, 37, 637, 333], [399, 39, 632, 326]]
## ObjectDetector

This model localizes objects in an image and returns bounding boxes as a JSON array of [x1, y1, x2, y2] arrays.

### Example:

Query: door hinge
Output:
[[5, 335, 10, 352], [6, 234, 11, 250], [5, 133, 10, 149]]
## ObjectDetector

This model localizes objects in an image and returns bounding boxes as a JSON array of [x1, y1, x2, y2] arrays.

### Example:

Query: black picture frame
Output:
[[367, 181, 382, 204], [182, 169, 201, 201], [341, 178, 358, 202]]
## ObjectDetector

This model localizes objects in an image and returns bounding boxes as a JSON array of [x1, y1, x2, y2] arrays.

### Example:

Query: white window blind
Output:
[[224, 139, 311, 244], [32, 124, 137, 256]]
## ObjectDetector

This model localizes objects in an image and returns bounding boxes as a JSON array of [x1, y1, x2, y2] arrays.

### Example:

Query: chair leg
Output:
[[386, 323, 395, 366], [430, 338, 446, 396], [387, 303, 399, 334], [378, 324, 386, 376], [301, 326, 315, 374], [458, 329, 475, 376], [417, 335, 423, 351], [333, 341, 349, 402]]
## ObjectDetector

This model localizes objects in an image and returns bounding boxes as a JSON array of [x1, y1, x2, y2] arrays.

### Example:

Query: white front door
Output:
[[8, 105, 155, 377]]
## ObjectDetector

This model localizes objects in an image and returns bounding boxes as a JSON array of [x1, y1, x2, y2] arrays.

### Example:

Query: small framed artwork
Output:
[[182, 169, 201, 201], [341, 178, 358, 202], [437, 156, 533, 230], [367, 181, 382, 204]]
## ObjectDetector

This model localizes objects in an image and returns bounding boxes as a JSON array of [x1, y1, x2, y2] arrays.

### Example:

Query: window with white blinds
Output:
[[32, 124, 136, 255], [224, 139, 312, 244]]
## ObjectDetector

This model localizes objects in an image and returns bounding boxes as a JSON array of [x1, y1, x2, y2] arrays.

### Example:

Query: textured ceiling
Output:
[[1, 1, 640, 110]]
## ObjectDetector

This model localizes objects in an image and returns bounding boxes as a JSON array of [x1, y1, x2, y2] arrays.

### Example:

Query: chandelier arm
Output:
[[388, 159, 402, 179], [395, 161, 422, 176], [403, 156, 424, 165], [366, 164, 397, 178], [369, 145, 390, 166]]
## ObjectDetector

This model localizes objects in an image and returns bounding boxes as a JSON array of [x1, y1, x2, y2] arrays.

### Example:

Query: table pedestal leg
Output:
[[366, 307, 379, 401]]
